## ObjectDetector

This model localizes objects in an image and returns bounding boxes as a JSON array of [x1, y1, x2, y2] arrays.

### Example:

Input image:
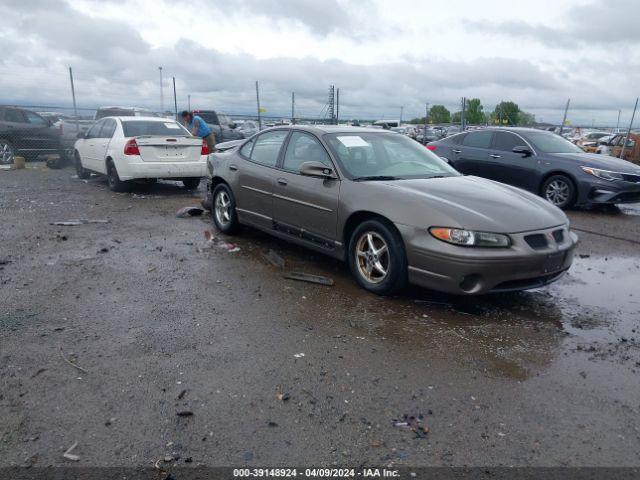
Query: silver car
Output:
[[207, 126, 577, 295]]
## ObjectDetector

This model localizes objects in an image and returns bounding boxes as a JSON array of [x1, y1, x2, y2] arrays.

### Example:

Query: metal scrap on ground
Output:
[[51, 219, 110, 226], [176, 206, 204, 218], [283, 271, 334, 286], [262, 249, 285, 269]]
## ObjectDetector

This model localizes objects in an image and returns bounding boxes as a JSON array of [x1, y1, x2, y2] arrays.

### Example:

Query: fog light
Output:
[[460, 274, 482, 292]]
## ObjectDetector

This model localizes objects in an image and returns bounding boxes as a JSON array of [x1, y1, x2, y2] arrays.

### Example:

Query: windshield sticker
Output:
[[337, 136, 370, 148], [164, 123, 181, 129]]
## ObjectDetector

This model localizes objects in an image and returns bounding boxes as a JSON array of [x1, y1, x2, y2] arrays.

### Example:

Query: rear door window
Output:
[[240, 139, 255, 157], [100, 119, 117, 138], [85, 121, 104, 139], [5, 109, 26, 123], [24, 111, 48, 126], [462, 131, 493, 149], [250, 130, 288, 167]]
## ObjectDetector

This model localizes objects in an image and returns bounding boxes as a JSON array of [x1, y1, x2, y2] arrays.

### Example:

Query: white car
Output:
[[73, 116, 208, 191]]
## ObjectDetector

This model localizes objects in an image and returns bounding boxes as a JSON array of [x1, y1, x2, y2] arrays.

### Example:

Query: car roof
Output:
[[101, 116, 177, 122], [260, 125, 399, 135]]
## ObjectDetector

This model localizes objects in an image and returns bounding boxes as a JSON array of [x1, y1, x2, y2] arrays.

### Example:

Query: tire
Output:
[[182, 178, 201, 190], [212, 183, 240, 234], [0, 139, 15, 165], [106, 159, 129, 192], [46, 156, 62, 169], [348, 219, 407, 295], [541, 175, 576, 209], [75, 152, 90, 179]]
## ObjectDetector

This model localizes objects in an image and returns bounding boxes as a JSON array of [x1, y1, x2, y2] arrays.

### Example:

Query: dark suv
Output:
[[428, 127, 640, 208], [192, 110, 244, 143], [0, 106, 64, 165]]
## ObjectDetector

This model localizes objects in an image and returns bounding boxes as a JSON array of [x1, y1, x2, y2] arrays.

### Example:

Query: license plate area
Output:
[[542, 252, 565, 274]]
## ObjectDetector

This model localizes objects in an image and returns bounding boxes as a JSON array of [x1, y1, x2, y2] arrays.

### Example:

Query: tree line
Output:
[[409, 99, 536, 126]]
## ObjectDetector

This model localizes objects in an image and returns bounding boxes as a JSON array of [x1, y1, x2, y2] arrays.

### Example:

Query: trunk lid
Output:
[[135, 136, 202, 162]]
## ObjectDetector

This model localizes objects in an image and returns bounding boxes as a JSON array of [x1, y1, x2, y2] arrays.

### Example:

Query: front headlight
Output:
[[581, 166, 624, 181], [429, 227, 511, 247]]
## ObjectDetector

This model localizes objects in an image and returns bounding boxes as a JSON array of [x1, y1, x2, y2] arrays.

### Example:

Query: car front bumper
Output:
[[397, 224, 578, 295], [576, 178, 640, 205], [116, 160, 207, 180]]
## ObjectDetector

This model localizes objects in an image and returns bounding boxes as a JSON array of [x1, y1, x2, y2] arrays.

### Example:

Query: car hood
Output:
[[376, 176, 567, 233], [555, 152, 640, 173]]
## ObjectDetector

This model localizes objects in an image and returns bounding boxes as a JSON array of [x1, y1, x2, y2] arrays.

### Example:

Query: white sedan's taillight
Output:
[[124, 139, 140, 155], [201, 139, 210, 156]]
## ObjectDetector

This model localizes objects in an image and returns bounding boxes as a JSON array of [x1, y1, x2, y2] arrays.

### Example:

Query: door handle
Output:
[[452, 149, 461, 154], [229, 164, 238, 171], [277, 178, 288, 186], [489, 154, 501, 159]]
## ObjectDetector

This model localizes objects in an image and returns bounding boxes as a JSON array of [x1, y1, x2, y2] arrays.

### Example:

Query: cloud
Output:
[[466, 0, 640, 48]]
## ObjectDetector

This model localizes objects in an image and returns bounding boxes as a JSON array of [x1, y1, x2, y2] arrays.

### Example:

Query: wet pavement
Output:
[[1, 165, 639, 468]]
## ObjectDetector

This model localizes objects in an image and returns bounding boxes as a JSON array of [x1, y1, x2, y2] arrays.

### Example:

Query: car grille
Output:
[[622, 173, 640, 183], [524, 229, 565, 250]]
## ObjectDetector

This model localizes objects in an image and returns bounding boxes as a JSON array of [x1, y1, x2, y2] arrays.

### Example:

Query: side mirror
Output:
[[300, 161, 336, 179], [512, 145, 533, 157], [76, 131, 86, 139]]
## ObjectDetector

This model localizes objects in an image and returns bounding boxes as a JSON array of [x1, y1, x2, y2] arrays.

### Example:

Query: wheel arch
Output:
[[539, 170, 578, 195], [342, 210, 404, 257], [210, 176, 230, 193]]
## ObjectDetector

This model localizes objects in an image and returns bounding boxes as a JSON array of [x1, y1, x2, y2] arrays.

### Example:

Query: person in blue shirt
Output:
[[181, 111, 215, 151]]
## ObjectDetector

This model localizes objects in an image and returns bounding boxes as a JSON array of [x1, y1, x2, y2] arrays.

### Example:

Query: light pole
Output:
[[158, 66, 164, 113]]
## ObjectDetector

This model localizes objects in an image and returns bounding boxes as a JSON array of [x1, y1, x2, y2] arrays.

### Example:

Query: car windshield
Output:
[[122, 121, 190, 137], [522, 131, 584, 154], [325, 132, 459, 180]]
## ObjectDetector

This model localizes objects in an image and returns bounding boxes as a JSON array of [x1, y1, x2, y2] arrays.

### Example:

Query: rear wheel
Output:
[[212, 183, 240, 234], [75, 152, 90, 179], [182, 178, 201, 190], [106, 160, 129, 192], [348, 219, 407, 295], [0, 139, 15, 165], [542, 175, 575, 209]]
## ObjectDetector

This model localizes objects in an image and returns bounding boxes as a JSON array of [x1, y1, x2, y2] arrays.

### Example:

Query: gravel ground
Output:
[[1, 165, 639, 468]]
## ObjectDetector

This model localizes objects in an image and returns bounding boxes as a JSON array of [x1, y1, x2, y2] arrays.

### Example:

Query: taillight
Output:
[[201, 139, 210, 155], [426, 144, 437, 151], [124, 139, 140, 155]]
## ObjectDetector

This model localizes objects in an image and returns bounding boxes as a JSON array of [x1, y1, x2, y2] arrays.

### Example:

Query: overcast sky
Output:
[[1, 0, 639, 125]]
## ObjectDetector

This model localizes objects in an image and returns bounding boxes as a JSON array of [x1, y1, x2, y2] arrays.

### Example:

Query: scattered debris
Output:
[[262, 250, 285, 269], [276, 392, 291, 402], [578, 254, 591, 259], [283, 271, 334, 286], [51, 219, 110, 226], [176, 410, 194, 417], [393, 414, 429, 439], [62, 442, 80, 461], [218, 241, 240, 252], [61, 351, 88, 374], [176, 206, 205, 218], [293, 353, 305, 358], [204, 230, 217, 243], [177, 389, 187, 400], [267, 421, 278, 427]]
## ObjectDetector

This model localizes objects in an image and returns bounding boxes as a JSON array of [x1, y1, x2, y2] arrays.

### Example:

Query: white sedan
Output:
[[73, 116, 208, 191]]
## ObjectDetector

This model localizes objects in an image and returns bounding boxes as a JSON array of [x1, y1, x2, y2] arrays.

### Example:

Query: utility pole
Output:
[[68, 66, 79, 131], [424, 103, 429, 144], [559, 98, 570, 135], [255, 81, 262, 130], [327, 85, 335, 123], [616, 109, 621, 130], [620, 97, 638, 160], [399, 106, 403, 125], [336, 88, 340, 125], [291, 92, 295, 125], [461, 97, 466, 130], [188, 95, 191, 111], [158, 66, 164, 113], [172, 77, 178, 120]]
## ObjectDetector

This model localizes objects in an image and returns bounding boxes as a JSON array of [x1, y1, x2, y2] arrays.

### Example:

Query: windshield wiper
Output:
[[352, 175, 401, 182]]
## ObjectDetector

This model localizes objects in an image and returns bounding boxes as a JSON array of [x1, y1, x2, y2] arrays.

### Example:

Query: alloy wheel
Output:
[[545, 179, 570, 206], [355, 231, 389, 284], [215, 191, 232, 226], [0, 141, 14, 165]]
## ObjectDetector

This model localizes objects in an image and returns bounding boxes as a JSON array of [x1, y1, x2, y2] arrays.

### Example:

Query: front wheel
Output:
[[348, 219, 407, 295], [0, 139, 15, 165], [542, 175, 575, 209], [182, 178, 201, 190], [212, 183, 240, 234]]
